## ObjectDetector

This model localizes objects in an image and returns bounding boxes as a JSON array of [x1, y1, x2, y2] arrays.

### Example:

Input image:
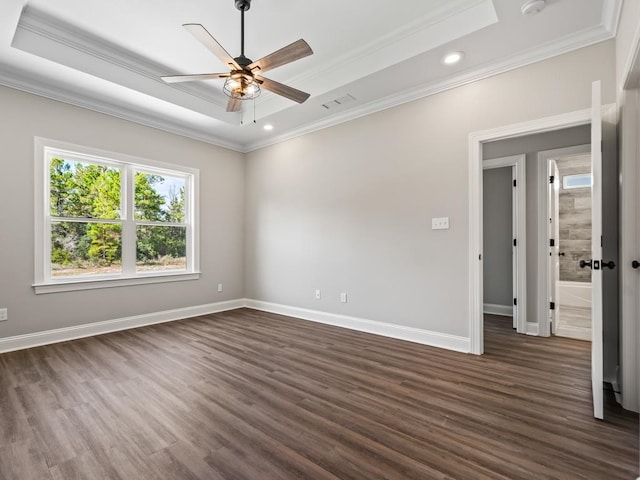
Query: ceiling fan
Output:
[[162, 0, 313, 113]]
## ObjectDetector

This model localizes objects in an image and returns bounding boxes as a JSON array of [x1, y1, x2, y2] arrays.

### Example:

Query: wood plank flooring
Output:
[[0, 309, 637, 479]]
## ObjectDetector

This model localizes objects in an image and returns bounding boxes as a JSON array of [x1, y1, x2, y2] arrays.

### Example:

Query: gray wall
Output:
[[0, 40, 618, 347], [0, 86, 245, 338], [557, 155, 592, 282], [483, 127, 591, 327], [245, 41, 615, 339], [483, 167, 513, 307]]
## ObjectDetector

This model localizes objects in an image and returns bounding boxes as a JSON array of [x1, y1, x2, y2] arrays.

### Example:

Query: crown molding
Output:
[[3, 1, 620, 154], [0, 63, 244, 152], [602, 0, 623, 37], [244, 21, 617, 152], [13, 6, 231, 117]]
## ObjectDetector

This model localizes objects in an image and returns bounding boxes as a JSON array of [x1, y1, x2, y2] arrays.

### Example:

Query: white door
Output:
[[590, 81, 604, 420], [511, 167, 517, 329], [548, 160, 561, 335]]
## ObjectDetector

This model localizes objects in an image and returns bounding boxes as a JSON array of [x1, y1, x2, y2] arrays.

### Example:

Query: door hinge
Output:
[[549, 239, 555, 247], [513, 298, 517, 306], [513, 179, 517, 187], [550, 302, 555, 310], [549, 175, 555, 184]]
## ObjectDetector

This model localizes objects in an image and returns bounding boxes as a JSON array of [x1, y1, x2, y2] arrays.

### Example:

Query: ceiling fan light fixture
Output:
[[223, 72, 261, 99]]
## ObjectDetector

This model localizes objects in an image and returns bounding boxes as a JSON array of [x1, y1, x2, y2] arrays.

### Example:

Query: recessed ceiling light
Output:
[[264, 124, 274, 131], [442, 51, 464, 65], [521, 0, 546, 16]]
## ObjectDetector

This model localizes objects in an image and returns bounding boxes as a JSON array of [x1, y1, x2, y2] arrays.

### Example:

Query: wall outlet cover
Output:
[[432, 217, 450, 230]]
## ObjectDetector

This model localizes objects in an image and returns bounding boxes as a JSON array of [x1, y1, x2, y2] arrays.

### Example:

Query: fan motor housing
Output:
[[235, 0, 251, 11]]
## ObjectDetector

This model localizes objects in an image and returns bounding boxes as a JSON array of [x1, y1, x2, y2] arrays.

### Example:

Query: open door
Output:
[[511, 167, 517, 329], [589, 81, 604, 420], [548, 159, 560, 335], [583, 81, 619, 420]]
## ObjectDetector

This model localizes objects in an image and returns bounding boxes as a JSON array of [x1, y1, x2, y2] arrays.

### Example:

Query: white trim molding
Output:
[[0, 299, 245, 354], [483, 304, 513, 317], [245, 300, 471, 353], [0, 299, 472, 355], [526, 322, 540, 336]]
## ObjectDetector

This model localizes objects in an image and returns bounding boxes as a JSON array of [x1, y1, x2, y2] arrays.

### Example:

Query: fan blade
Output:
[[256, 75, 310, 104], [161, 73, 229, 83], [247, 39, 313, 74], [183, 23, 240, 70], [226, 97, 242, 112]]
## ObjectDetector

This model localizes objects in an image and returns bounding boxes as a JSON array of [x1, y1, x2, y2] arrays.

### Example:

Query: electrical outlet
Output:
[[340, 292, 347, 303], [0, 308, 7, 321], [217, 283, 223, 293], [315, 289, 321, 300]]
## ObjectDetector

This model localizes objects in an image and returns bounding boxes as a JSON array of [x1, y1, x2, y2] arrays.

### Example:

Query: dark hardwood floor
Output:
[[0, 309, 637, 479]]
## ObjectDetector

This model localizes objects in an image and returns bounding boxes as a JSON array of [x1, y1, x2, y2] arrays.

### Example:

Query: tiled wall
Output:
[[557, 155, 591, 283]]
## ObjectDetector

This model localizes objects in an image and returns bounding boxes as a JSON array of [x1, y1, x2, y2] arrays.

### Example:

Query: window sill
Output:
[[33, 272, 201, 294]]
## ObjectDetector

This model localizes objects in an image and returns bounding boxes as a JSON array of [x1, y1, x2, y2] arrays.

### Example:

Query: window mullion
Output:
[[121, 165, 136, 275]]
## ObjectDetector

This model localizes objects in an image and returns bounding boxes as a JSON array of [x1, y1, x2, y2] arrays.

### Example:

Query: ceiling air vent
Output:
[[322, 94, 356, 110]]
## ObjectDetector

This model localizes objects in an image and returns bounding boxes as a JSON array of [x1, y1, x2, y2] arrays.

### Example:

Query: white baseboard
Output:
[[483, 303, 513, 317], [0, 299, 245, 354], [0, 298, 471, 356], [244, 299, 471, 353], [526, 322, 540, 336]]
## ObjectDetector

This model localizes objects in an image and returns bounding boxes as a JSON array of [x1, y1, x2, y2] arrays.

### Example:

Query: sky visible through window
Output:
[[153, 175, 185, 214]]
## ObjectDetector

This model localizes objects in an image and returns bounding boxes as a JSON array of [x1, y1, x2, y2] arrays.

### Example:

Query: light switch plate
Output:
[[432, 217, 450, 230]]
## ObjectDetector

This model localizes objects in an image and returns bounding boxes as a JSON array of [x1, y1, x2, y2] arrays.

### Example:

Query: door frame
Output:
[[537, 145, 591, 337], [468, 104, 615, 355], [482, 155, 527, 334]]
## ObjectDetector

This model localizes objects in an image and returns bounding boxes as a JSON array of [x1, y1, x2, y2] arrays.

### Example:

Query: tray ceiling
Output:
[[0, 0, 621, 152]]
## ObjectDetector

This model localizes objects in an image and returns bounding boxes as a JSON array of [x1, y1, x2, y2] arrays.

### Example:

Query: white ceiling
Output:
[[0, 0, 621, 152]]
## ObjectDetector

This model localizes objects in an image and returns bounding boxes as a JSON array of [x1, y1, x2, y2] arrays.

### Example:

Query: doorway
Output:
[[539, 146, 592, 341], [482, 155, 526, 334], [469, 85, 618, 420]]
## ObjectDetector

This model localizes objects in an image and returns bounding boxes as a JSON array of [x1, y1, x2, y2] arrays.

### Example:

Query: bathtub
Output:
[[558, 281, 592, 308]]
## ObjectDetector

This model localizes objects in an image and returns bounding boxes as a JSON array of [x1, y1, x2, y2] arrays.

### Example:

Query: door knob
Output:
[[559, 252, 565, 257], [579, 259, 592, 269], [601, 260, 616, 269], [633, 260, 640, 269]]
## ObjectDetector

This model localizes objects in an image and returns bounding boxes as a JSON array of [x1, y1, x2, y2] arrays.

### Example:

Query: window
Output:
[[562, 173, 592, 189], [35, 138, 199, 293]]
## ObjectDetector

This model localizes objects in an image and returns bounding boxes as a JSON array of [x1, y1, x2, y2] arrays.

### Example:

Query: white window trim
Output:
[[34, 137, 200, 294]]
